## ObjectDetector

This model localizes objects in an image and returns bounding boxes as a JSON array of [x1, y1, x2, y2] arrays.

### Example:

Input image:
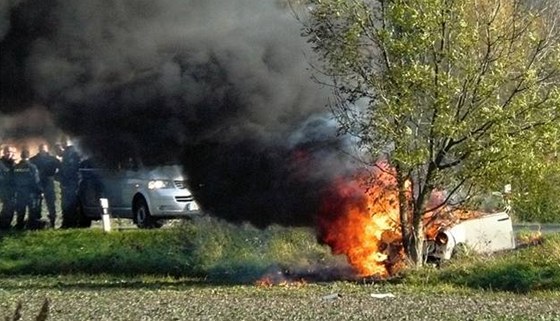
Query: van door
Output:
[[119, 159, 143, 218], [121, 170, 142, 218], [100, 168, 126, 216], [78, 168, 104, 217]]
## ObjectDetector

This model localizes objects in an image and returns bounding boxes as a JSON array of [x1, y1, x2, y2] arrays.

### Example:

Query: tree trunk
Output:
[[395, 166, 416, 265], [396, 165, 427, 267], [409, 209, 425, 267]]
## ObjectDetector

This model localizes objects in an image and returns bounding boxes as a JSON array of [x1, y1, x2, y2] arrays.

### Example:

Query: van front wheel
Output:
[[133, 198, 162, 229]]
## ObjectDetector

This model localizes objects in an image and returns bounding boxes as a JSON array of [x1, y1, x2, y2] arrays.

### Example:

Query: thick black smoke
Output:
[[0, 0, 355, 227]]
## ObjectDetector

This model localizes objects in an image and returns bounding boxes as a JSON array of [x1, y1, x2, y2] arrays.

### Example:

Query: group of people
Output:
[[0, 142, 81, 230]]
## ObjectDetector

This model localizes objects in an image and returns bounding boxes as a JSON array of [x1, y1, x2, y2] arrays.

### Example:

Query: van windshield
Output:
[[80, 157, 181, 171]]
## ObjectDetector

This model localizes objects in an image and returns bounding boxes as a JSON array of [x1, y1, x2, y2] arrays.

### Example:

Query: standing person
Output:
[[53, 143, 65, 160], [30, 144, 61, 228], [13, 149, 43, 230], [58, 141, 81, 228], [0, 146, 16, 229]]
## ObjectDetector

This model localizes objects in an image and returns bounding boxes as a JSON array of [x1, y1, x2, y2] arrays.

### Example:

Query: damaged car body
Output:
[[77, 158, 202, 228], [425, 211, 517, 261]]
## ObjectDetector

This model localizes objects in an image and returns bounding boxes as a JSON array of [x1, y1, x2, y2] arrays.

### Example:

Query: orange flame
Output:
[[317, 163, 483, 278], [317, 164, 404, 277]]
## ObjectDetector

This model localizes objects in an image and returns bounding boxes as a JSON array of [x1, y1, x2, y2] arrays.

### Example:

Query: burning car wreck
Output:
[[425, 211, 517, 261], [316, 163, 520, 279]]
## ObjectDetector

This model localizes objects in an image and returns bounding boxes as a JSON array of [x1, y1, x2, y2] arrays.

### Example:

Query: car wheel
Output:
[[134, 198, 162, 229]]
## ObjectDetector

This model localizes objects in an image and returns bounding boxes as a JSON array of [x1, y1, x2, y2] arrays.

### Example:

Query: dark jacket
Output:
[[58, 146, 81, 186], [30, 151, 61, 182], [13, 160, 42, 194], [0, 157, 15, 195]]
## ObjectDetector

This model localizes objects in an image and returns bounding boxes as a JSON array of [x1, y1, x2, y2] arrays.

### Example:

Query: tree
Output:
[[302, 0, 560, 266]]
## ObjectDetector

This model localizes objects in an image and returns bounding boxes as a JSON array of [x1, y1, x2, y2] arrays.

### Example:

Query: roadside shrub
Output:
[[509, 165, 560, 223]]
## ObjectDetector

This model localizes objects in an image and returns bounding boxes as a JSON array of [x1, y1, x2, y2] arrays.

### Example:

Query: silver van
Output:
[[77, 161, 202, 228]]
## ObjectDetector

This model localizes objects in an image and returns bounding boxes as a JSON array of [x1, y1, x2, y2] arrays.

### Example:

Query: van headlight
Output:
[[187, 201, 200, 211], [148, 180, 173, 189]]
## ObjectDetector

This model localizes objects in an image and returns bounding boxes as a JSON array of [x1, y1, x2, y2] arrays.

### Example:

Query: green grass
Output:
[[0, 228, 196, 276], [1, 217, 560, 294], [0, 217, 334, 283], [402, 234, 560, 293], [1, 219, 560, 320]]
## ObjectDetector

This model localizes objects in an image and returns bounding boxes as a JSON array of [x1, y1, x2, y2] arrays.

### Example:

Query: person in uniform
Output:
[[53, 143, 65, 160], [13, 149, 43, 230], [30, 144, 61, 228], [0, 146, 16, 229]]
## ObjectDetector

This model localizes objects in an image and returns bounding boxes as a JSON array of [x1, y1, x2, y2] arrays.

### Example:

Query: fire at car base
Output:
[[315, 162, 516, 279]]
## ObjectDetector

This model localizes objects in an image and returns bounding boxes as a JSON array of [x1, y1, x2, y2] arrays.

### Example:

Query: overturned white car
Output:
[[426, 211, 517, 261]]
